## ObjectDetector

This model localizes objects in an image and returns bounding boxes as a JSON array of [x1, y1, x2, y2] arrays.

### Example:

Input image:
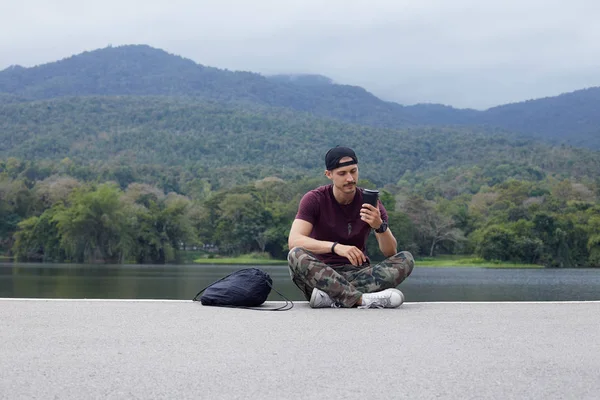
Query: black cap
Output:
[[325, 146, 358, 170]]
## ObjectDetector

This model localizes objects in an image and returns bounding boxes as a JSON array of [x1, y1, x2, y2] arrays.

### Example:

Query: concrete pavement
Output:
[[1, 299, 600, 400]]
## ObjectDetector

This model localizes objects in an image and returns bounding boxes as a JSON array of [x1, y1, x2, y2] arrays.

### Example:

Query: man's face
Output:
[[326, 156, 359, 194]]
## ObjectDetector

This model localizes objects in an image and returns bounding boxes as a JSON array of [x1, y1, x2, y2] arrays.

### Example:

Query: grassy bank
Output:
[[193, 252, 286, 265], [414, 255, 542, 268], [193, 253, 541, 268]]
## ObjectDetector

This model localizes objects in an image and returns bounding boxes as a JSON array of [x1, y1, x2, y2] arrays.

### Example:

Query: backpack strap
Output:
[[260, 280, 294, 311]]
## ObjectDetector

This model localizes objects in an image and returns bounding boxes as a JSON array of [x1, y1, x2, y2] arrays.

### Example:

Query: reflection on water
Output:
[[1, 262, 600, 302]]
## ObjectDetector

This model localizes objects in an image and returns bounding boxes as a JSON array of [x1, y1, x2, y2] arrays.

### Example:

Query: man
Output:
[[287, 146, 415, 309]]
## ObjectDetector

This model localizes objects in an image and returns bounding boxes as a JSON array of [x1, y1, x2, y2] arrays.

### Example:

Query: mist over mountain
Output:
[[267, 74, 334, 86], [0, 44, 599, 149]]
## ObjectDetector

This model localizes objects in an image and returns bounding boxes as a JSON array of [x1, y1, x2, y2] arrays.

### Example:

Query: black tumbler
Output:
[[362, 189, 379, 206]]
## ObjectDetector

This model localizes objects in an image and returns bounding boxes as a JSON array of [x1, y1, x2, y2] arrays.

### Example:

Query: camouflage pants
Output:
[[287, 247, 415, 308]]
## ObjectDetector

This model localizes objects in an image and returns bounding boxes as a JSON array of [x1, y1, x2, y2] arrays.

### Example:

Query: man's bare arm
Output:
[[288, 219, 335, 254], [375, 228, 398, 257], [359, 203, 397, 257]]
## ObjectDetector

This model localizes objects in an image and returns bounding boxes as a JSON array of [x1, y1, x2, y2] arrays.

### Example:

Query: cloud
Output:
[[1, 0, 599, 108]]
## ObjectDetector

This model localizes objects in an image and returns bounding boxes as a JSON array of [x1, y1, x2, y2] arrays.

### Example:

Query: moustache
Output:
[[344, 182, 356, 187]]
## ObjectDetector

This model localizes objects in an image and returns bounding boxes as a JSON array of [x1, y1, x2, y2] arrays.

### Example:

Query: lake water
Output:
[[1, 262, 600, 302]]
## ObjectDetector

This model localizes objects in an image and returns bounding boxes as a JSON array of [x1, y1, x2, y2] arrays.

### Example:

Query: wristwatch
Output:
[[375, 221, 388, 233]]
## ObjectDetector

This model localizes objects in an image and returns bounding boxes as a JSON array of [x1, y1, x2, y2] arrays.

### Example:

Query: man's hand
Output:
[[360, 203, 383, 229], [334, 244, 367, 266]]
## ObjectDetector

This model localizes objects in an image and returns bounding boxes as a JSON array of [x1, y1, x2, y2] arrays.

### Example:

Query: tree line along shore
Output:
[[1, 157, 599, 268]]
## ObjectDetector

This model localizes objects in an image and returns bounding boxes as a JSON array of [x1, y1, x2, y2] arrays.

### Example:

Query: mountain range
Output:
[[2, 44, 600, 193], [1, 44, 599, 149]]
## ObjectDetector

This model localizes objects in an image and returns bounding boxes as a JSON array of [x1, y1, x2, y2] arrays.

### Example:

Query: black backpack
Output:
[[192, 268, 293, 311]]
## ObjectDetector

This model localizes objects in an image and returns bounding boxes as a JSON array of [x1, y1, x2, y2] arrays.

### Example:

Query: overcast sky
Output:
[[1, 0, 599, 109]]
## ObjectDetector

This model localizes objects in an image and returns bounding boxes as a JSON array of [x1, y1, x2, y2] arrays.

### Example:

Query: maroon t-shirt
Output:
[[295, 184, 388, 266]]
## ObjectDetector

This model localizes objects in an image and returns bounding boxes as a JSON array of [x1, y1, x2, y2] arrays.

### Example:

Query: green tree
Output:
[[477, 226, 517, 262], [52, 183, 132, 263], [13, 208, 64, 262]]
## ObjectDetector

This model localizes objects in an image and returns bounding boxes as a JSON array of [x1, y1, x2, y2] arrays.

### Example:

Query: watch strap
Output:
[[375, 222, 388, 233]]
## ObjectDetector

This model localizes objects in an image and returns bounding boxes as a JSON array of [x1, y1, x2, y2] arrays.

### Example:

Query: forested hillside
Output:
[[1, 45, 599, 148], [481, 87, 600, 148], [2, 96, 600, 189], [0, 45, 476, 127]]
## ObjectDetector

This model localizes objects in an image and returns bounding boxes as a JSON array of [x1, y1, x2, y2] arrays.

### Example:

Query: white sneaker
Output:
[[359, 288, 404, 309], [309, 288, 340, 308]]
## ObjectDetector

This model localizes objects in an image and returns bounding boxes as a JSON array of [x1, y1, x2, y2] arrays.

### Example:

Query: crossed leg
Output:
[[287, 247, 415, 308]]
